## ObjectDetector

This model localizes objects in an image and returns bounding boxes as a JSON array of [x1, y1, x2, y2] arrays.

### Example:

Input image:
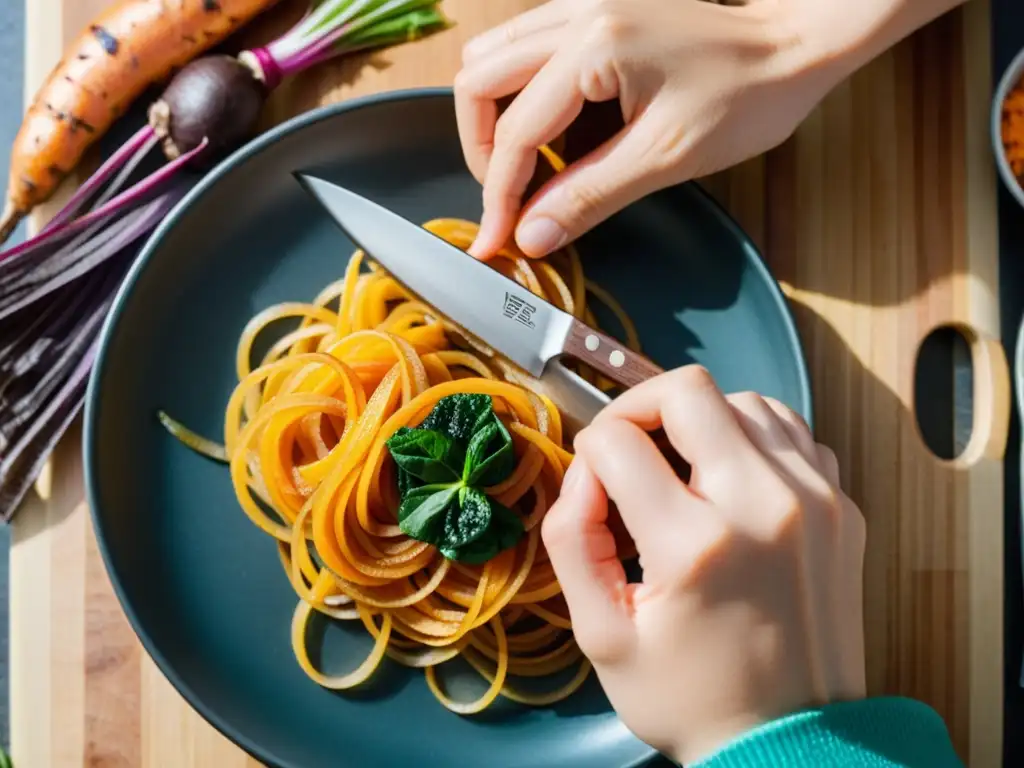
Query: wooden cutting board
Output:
[[11, 0, 1009, 766]]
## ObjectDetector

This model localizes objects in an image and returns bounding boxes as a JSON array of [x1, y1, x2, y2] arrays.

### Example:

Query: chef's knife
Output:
[[295, 174, 664, 430]]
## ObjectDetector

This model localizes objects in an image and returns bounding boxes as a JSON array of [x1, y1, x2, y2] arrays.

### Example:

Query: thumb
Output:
[[514, 123, 665, 258], [542, 457, 635, 664]]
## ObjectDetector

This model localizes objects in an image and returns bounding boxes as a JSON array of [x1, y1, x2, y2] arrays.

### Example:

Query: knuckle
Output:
[[574, 419, 623, 458], [730, 390, 765, 411], [765, 396, 811, 431], [672, 364, 716, 393], [452, 68, 474, 96], [562, 180, 604, 218], [817, 484, 842, 518], [492, 113, 523, 151], [817, 443, 837, 466], [540, 507, 573, 550], [460, 39, 480, 65], [574, 628, 630, 665], [765, 484, 804, 539], [503, 19, 521, 46], [584, 2, 633, 45], [815, 443, 842, 483], [844, 499, 868, 549], [577, 54, 620, 104]]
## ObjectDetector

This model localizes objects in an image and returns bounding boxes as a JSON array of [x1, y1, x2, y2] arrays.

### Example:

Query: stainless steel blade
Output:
[[295, 174, 572, 377]]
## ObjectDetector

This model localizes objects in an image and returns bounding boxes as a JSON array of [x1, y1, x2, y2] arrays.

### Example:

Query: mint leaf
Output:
[[463, 415, 515, 487], [442, 486, 493, 549], [397, 462, 419, 498], [386, 426, 462, 484], [397, 484, 460, 543], [440, 537, 498, 565], [441, 491, 524, 564], [489, 497, 526, 551], [420, 393, 493, 442], [389, 395, 525, 565]]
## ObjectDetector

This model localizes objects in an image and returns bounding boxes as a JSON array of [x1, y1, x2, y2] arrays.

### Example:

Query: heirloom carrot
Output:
[[0, 0, 280, 244]]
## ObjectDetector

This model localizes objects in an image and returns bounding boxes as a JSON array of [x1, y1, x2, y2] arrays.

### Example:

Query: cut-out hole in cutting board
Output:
[[914, 325, 974, 460]]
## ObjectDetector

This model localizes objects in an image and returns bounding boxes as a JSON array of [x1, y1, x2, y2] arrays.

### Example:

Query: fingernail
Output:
[[468, 237, 489, 260], [516, 217, 566, 257], [470, 208, 499, 260]]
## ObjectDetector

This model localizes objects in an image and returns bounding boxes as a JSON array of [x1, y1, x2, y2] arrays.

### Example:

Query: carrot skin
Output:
[[5, 0, 279, 227]]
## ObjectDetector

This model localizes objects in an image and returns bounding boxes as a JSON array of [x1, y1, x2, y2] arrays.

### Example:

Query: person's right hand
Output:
[[542, 366, 867, 766]]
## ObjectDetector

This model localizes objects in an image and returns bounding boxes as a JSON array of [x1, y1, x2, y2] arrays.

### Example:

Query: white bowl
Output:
[[992, 46, 1024, 208]]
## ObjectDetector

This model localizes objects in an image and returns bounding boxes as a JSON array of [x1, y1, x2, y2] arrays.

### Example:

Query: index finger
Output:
[[470, 45, 586, 259], [596, 365, 760, 470], [454, 30, 561, 184]]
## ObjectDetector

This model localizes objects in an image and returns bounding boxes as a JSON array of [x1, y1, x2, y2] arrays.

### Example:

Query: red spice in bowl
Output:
[[1002, 75, 1024, 180]]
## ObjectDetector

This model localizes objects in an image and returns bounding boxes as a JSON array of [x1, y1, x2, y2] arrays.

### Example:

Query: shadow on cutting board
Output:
[[565, 12, 985, 312], [787, 297, 975, 764]]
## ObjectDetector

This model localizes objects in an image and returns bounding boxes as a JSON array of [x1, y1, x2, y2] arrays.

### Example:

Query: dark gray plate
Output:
[[84, 88, 811, 768]]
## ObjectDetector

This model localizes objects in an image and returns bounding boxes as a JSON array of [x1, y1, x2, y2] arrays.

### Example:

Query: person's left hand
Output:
[[453, 0, 839, 260]]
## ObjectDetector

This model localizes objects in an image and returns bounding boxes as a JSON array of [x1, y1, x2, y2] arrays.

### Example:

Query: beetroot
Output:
[[149, 55, 266, 164]]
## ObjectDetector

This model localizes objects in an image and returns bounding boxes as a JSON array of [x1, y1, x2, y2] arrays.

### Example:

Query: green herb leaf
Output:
[[463, 415, 515, 487], [488, 497, 527, 551], [440, 537, 497, 565], [440, 491, 524, 565], [388, 394, 525, 565], [397, 484, 460, 543], [419, 393, 493, 443], [397, 462, 419, 498], [441, 485, 493, 549], [386, 426, 462, 484]]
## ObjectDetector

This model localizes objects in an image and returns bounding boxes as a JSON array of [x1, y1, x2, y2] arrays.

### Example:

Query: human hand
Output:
[[454, 0, 840, 260], [542, 366, 867, 765]]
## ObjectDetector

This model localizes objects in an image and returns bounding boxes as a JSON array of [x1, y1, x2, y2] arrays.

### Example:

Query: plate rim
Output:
[[83, 85, 812, 768]]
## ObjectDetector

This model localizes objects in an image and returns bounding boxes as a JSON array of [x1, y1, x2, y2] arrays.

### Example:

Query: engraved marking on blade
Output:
[[503, 292, 537, 329]]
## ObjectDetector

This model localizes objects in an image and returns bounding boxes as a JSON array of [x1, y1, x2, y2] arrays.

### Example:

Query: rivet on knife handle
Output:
[[562, 318, 663, 389]]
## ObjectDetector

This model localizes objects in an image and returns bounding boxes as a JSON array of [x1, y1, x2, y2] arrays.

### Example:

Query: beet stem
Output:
[[0, 331, 100, 520], [83, 138, 207, 231], [275, 1, 446, 76], [0, 187, 187, 323], [43, 125, 157, 234], [88, 130, 162, 214], [0, 138, 207, 267], [248, 46, 284, 90], [53, 130, 162, 265], [267, 0, 372, 62]]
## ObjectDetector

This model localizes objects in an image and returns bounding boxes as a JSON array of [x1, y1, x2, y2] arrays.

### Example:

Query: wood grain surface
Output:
[[10, 0, 1008, 766]]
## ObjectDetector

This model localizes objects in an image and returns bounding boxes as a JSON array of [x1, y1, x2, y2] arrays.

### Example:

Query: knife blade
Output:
[[294, 174, 663, 426]]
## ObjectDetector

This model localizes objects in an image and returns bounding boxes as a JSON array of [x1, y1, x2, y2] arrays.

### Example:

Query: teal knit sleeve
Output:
[[690, 697, 964, 767]]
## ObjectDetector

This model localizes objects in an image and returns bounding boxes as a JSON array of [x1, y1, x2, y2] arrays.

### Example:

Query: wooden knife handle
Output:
[[563, 318, 664, 389]]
